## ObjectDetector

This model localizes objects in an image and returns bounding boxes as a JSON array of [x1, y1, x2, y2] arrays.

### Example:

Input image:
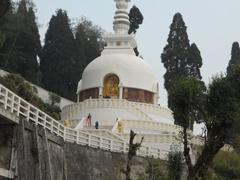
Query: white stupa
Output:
[[61, 0, 186, 153]]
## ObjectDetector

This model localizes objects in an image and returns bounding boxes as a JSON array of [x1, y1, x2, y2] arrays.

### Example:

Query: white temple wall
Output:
[[147, 112, 174, 124], [142, 142, 179, 151], [35, 85, 74, 109], [70, 108, 137, 127]]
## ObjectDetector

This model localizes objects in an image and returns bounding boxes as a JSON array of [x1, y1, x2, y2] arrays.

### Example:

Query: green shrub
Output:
[[146, 158, 169, 180], [0, 74, 61, 120], [212, 151, 240, 180], [48, 92, 61, 106]]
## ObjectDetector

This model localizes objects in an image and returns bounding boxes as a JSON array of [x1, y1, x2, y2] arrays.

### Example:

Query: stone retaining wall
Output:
[[0, 118, 150, 180]]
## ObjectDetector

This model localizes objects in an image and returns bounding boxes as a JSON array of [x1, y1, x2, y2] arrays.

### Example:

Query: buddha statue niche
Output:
[[103, 74, 120, 98]]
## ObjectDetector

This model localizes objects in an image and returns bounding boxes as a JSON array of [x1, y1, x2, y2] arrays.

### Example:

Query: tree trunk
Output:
[[183, 127, 193, 171], [182, 124, 225, 180], [187, 138, 224, 180], [124, 130, 143, 180]]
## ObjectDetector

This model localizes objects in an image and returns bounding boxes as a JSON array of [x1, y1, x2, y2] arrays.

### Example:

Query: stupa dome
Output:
[[61, 0, 183, 156], [79, 53, 158, 94], [76, 0, 159, 104]]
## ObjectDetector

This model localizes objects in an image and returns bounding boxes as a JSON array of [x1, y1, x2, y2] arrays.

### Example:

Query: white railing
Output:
[[74, 117, 86, 129], [61, 99, 173, 123], [120, 133, 180, 144], [112, 119, 182, 135], [82, 129, 126, 142], [131, 102, 172, 116], [0, 84, 166, 159], [61, 99, 152, 122]]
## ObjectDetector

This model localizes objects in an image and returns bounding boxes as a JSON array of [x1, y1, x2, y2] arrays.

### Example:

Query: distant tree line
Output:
[[0, 0, 104, 101], [0, 0, 144, 101]]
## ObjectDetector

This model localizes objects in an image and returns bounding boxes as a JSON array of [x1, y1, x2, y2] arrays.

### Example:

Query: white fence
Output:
[[0, 84, 166, 159], [112, 119, 182, 135], [61, 98, 173, 123]]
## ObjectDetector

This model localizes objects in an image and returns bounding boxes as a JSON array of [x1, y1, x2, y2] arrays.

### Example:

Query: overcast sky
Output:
[[31, 0, 240, 107]]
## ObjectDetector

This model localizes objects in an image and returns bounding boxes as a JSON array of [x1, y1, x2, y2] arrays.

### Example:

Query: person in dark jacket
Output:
[[95, 121, 99, 129]]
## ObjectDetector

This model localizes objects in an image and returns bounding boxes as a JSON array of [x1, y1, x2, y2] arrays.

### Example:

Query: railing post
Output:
[[99, 137, 102, 149], [63, 128, 66, 141], [35, 111, 39, 126], [17, 98, 20, 117], [88, 134, 91, 146], [110, 140, 113, 151], [57, 123, 60, 136], [26, 104, 30, 121], [51, 120, 54, 133], [158, 149, 161, 159], [76, 130, 79, 144], [4, 89, 8, 109], [146, 147, 149, 156], [123, 142, 126, 153], [11, 94, 14, 113]]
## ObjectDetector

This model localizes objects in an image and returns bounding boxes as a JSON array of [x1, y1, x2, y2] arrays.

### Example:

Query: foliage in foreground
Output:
[[211, 151, 240, 180], [146, 158, 169, 180], [167, 145, 184, 180], [0, 74, 61, 120], [145, 151, 240, 180]]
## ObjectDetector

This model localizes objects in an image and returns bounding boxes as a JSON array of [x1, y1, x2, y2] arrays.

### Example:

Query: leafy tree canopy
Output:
[[167, 145, 184, 180], [212, 151, 240, 179], [128, 5, 143, 34], [74, 17, 104, 66], [128, 5, 143, 57], [169, 77, 206, 129]]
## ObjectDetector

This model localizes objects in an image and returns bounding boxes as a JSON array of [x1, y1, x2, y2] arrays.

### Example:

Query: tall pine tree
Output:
[[227, 42, 240, 75], [188, 43, 202, 80], [40, 9, 78, 100], [161, 13, 202, 127], [0, 0, 13, 53], [226, 42, 240, 143], [0, 0, 41, 83], [161, 13, 190, 91], [0, 0, 10, 18]]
